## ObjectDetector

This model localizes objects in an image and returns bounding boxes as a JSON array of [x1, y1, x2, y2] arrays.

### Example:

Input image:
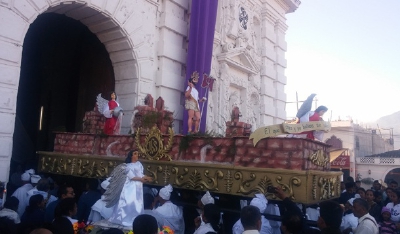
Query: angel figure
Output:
[[296, 94, 328, 141], [97, 92, 123, 135], [103, 149, 152, 226]]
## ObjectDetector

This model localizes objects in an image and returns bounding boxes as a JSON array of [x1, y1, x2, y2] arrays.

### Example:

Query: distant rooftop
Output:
[[365, 149, 400, 158]]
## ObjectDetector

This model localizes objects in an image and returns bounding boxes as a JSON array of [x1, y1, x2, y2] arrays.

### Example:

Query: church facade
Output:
[[0, 0, 300, 182]]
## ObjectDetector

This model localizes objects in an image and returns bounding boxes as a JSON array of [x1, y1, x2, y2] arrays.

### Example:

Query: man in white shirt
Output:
[[154, 184, 185, 234], [241, 205, 261, 234], [352, 198, 378, 234], [232, 194, 272, 234]]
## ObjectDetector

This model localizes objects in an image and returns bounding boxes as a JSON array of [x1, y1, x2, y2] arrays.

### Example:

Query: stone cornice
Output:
[[261, 8, 278, 25], [274, 0, 290, 13], [144, 0, 160, 7], [275, 19, 288, 32], [217, 47, 260, 75], [274, 0, 301, 14]]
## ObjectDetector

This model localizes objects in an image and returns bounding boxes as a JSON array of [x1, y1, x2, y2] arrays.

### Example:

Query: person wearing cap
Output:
[[379, 206, 397, 234], [194, 191, 216, 231], [88, 178, 114, 222], [154, 184, 184, 234], [44, 184, 75, 223], [11, 171, 34, 217], [341, 198, 358, 234], [232, 194, 272, 234]]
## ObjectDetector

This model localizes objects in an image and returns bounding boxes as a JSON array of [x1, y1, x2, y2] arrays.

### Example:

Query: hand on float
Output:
[[194, 216, 201, 229], [142, 175, 153, 182], [274, 186, 287, 200]]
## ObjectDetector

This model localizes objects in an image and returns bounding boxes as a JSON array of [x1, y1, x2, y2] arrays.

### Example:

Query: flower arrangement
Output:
[[72, 221, 94, 234], [126, 226, 174, 234], [159, 226, 174, 234]]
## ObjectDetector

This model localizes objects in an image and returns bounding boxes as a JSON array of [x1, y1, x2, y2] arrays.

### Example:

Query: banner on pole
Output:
[[249, 121, 331, 146]]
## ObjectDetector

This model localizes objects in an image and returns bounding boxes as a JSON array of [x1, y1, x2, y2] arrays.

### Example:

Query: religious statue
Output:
[[296, 94, 328, 141], [97, 92, 123, 135], [184, 71, 206, 134], [102, 149, 152, 226]]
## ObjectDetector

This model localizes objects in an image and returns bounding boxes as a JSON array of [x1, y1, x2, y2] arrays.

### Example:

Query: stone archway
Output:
[[384, 167, 400, 185], [0, 0, 155, 181]]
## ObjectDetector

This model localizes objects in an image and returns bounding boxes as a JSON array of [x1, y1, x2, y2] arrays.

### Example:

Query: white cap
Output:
[[201, 191, 215, 205], [25, 169, 35, 175], [21, 172, 30, 182], [159, 184, 173, 200], [348, 198, 356, 206], [30, 175, 41, 184], [250, 193, 268, 213], [101, 178, 111, 190]]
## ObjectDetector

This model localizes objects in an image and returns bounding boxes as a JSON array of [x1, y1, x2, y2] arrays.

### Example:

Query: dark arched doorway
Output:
[[384, 168, 400, 185], [12, 13, 115, 166]]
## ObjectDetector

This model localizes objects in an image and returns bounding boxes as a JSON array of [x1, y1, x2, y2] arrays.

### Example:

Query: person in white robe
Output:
[[265, 203, 281, 234], [12, 171, 33, 217], [341, 198, 358, 234], [154, 184, 185, 234], [194, 204, 221, 234], [27, 177, 57, 208], [232, 194, 273, 234], [88, 178, 113, 222], [194, 191, 215, 227]]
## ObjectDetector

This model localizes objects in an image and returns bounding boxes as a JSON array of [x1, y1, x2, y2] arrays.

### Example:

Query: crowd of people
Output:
[[0, 165, 399, 234]]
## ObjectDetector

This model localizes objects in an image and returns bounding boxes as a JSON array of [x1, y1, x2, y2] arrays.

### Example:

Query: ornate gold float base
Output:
[[37, 151, 341, 204]]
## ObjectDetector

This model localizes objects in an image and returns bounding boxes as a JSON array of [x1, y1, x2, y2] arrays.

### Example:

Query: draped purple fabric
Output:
[[183, 0, 218, 134]]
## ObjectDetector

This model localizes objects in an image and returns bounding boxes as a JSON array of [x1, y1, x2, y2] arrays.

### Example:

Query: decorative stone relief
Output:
[[238, 7, 248, 30], [247, 92, 260, 131]]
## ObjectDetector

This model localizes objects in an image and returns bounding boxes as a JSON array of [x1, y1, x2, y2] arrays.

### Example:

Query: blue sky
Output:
[[285, 0, 400, 123]]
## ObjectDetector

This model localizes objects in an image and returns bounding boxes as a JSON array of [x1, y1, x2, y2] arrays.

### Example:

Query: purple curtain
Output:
[[183, 0, 218, 134]]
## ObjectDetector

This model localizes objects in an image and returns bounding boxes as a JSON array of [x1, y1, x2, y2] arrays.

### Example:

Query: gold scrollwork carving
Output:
[[312, 175, 317, 200], [309, 150, 329, 168], [135, 126, 174, 161], [146, 165, 161, 184], [318, 176, 337, 200], [276, 176, 302, 200], [172, 167, 222, 191], [224, 170, 233, 192], [161, 166, 171, 185], [38, 154, 121, 178], [235, 172, 274, 198], [37, 151, 343, 204]]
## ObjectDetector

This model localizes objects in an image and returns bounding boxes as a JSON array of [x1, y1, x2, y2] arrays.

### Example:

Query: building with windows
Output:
[[323, 120, 393, 180]]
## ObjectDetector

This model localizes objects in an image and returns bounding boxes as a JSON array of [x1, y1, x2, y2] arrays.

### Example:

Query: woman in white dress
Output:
[[108, 150, 152, 226]]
